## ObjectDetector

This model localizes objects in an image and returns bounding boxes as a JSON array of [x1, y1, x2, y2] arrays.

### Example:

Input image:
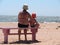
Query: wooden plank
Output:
[[9, 33, 32, 35]]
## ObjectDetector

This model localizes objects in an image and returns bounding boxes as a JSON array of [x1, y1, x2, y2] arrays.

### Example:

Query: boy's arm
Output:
[[34, 19, 39, 27]]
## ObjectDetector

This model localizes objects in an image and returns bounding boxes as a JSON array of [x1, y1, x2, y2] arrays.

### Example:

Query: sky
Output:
[[0, 0, 60, 16]]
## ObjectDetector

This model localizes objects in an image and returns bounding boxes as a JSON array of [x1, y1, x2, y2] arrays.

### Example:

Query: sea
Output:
[[0, 15, 60, 23]]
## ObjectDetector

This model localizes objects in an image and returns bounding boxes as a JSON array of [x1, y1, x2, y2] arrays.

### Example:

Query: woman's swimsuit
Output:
[[18, 23, 29, 28]]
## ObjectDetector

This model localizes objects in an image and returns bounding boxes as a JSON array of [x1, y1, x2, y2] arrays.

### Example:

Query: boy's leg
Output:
[[31, 29, 36, 41]]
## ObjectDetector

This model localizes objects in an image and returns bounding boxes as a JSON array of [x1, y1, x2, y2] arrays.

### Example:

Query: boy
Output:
[[30, 13, 39, 41]]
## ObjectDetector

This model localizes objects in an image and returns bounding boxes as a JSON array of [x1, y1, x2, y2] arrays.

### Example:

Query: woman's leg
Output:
[[24, 29, 27, 41], [18, 28, 21, 41]]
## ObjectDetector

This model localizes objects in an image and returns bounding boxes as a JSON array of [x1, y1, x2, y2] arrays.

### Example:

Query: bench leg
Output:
[[3, 29, 9, 43], [18, 29, 21, 41], [4, 34, 8, 43]]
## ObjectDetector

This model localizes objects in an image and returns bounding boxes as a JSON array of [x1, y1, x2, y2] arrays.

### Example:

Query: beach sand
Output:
[[0, 22, 60, 45]]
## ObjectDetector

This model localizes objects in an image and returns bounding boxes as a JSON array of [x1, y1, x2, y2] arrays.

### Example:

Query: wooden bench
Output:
[[0, 27, 38, 43]]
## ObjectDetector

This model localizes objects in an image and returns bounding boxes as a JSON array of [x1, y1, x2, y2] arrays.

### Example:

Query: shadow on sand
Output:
[[9, 40, 41, 44]]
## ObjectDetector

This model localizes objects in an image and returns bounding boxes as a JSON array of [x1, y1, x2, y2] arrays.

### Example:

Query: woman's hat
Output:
[[23, 4, 28, 10]]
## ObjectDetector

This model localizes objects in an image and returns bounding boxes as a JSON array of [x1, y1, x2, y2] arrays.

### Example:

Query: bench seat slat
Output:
[[9, 33, 32, 35]]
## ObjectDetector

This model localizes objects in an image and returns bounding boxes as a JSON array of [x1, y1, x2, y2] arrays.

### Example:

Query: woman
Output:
[[18, 4, 31, 41]]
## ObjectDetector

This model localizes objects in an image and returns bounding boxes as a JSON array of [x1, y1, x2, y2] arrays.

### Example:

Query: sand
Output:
[[0, 22, 60, 45]]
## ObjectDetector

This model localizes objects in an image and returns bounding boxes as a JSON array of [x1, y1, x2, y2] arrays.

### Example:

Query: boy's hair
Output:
[[32, 13, 36, 18]]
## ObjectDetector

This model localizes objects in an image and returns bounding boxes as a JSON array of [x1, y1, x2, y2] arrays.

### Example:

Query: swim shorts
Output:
[[18, 23, 29, 28]]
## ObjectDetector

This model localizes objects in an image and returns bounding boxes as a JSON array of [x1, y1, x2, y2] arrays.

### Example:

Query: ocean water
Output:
[[0, 15, 60, 22]]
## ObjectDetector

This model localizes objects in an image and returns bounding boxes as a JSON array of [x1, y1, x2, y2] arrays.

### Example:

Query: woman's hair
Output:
[[32, 13, 36, 18]]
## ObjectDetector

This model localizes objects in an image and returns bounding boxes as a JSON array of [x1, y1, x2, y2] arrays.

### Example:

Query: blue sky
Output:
[[0, 0, 60, 16]]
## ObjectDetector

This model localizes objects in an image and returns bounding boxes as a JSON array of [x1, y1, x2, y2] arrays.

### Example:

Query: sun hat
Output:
[[23, 4, 28, 10]]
